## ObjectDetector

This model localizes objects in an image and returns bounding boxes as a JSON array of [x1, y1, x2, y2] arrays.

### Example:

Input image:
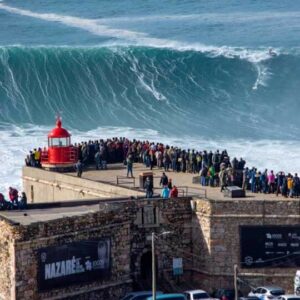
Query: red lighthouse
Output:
[[41, 117, 77, 170]]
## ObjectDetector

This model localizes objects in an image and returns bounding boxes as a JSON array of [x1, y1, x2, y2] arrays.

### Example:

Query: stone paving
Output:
[[67, 162, 288, 201]]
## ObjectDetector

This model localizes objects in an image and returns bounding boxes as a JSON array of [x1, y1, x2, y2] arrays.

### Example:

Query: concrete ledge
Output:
[[22, 166, 144, 203]]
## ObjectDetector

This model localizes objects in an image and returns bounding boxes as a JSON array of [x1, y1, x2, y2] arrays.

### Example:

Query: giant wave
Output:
[[0, 45, 300, 139]]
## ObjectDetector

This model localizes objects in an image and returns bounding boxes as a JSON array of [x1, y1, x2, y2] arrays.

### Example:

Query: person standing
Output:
[[242, 167, 249, 191], [161, 186, 170, 199], [19, 192, 27, 209], [250, 168, 257, 193], [268, 170, 276, 193], [8, 187, 18, 208], [144, 177, 153, 198], [163, 150, 170, 172], [293, 173, 300, 197], [260, 170, 268, 193], [200, 166, 208, 186], [76, 160, 83, 177], [33, 148, 40, 167], [209, 165, 215, 187], [126, 152, 134, 177], [149, 150, 155, 170], [160, 172, 168, 186], [219, 168, 227, 192], [170, 185, 178, 198], [167, 178, 173, 189], [276, 171, 284, 196], [288, 174, 294, 197], [95, 150, 101, 170], [0, 193, 6, 210], [282, 175, 288, 197]]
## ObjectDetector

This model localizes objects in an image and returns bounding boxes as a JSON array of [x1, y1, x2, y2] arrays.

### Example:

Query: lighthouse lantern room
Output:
[[41, 117, 77, 170]]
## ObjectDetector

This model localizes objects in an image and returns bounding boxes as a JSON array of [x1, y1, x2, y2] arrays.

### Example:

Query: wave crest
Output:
[[0, 45, 299, 139]]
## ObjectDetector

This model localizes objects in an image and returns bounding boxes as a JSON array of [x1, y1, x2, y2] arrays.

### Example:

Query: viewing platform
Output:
[[65, 162, 290, 202]]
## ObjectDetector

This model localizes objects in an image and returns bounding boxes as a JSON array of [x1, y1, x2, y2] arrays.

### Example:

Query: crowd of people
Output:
[[25, 148, 43, 167], [25, 137, 300, 198], [0, 188, 27, 210], [242, 168, 300, 198]]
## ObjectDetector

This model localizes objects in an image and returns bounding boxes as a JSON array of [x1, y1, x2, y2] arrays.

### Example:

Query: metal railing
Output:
[[152, 185, 206, 198], [114, 173, 207, 198], [176, 186, 207, 198], [41, 147, 78, 163], [41, 151, 48, 163], [116, 175, 136, 188]]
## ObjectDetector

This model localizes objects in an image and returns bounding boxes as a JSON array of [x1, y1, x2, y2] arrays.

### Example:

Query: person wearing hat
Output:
[[144, 176, 153, 198]]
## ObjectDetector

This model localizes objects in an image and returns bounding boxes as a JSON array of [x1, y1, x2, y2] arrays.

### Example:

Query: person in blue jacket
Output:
[[161, 186, 170, 199]]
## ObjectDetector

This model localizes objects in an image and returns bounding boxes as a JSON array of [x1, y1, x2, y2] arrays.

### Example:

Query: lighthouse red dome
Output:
[[48, 118, 71, 138]]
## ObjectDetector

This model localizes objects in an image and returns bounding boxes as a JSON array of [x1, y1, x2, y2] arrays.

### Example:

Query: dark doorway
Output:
[[140, 251, 152, 280]]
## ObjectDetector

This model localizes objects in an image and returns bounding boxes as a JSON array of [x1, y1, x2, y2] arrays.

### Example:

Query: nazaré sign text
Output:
[[38, 239, 111, 291]]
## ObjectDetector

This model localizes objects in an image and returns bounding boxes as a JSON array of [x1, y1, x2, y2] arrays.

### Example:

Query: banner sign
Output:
[[240, 226, 300, 268], [173, 258, 183, 275], [38, 239, 111, 291]]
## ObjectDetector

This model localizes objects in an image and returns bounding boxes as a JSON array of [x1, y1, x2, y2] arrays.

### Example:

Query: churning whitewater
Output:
[[0, 0, 300, 193]]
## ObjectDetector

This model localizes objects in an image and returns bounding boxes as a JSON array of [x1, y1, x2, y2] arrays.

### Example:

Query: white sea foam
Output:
[[1, 123, 300, 196], [99, 11, 300, 24]]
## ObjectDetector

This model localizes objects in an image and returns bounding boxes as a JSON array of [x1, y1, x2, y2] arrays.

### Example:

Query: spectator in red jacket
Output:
[[170, 185, 178, 198], [8, 187, 18, 205]]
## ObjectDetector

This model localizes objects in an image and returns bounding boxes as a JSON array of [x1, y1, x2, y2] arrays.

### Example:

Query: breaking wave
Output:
[[0, 45, 300, 139]]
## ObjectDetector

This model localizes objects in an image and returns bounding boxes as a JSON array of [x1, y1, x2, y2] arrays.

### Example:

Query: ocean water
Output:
[[0, 0, 300, 194]]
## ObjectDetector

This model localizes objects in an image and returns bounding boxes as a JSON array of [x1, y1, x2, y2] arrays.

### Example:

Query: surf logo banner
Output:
[[37, 238, 111, 291], [240, 226, 300, 268]]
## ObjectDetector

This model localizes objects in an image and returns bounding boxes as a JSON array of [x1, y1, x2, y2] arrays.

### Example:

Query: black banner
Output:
[[240, 226, 300, 268], [38, 239, 111, 291]]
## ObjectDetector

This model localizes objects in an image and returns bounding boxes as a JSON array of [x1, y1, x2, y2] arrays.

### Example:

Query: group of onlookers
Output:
[[159, 172, 178, 198], [72, 138, 239, 173], [0, 187, 27, 210], [143, 172, 178, 199], [241, 168, 300, 197], [25, 137, 299, 198], [25, 148, 43, 167]]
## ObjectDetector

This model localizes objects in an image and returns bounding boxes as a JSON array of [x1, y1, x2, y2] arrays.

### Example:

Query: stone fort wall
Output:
[[192, 198, 300, 293], [3, 165, 300, 298], [0, 198, 193, 300], [0, 210, 132, 300]]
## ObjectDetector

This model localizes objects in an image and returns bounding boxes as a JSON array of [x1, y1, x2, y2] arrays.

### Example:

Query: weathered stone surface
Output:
[[193, 197, 300, 293], [1, 187, 300, 299], [0, 198, 194, 299]]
